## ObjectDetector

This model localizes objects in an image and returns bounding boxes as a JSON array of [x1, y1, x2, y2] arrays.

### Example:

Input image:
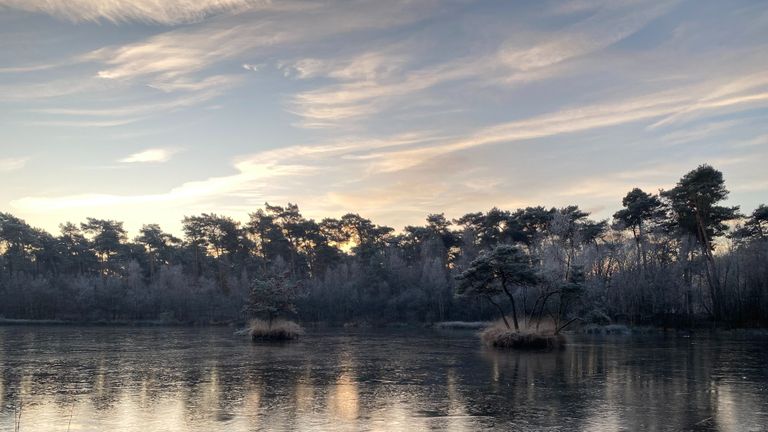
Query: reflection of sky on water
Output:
[[0, 327, 767, 431]]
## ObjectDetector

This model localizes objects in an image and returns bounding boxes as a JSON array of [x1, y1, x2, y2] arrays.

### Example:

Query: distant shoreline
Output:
[[0, 318, 221, 327], [2, 318, 767, 335]]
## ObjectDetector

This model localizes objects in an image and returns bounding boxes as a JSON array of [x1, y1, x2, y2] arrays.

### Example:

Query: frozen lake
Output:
[[1, 326, 767, 431]]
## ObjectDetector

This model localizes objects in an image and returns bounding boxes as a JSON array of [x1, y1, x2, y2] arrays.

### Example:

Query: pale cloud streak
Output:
[[0, 77, 115, 101], [81, 1, 437, 83], [11, 156, 309, 212], [497, 2, 674, 72], [119, 148, 181, 164], [28, 77, 242, 119], [0, 0, 265, 24], [353, 75, 768, 174], [649, 72, 768, 128], [285, 1, 675, 128], [84, 24, 284, 81], [21, 118, 140, 128], [0, 157, 28, 172], [9, 0, 442, 129]]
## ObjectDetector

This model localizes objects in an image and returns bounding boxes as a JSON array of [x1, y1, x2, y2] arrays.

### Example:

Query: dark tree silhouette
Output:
[[0, 165, 765, 328], [457, 245, 537, 331], [662, 165, 740, 320]]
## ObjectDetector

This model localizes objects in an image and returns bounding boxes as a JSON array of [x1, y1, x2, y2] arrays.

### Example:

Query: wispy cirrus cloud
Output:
[[649, 72, 768, 128], [27, 75, 242, 119], [20, 118, 140, 128], [283, 2, 675, 128], [0, 157, 28, 172], [498, 2, 674, 72], [4, 0, 439, 129], [1, 0, 676, 129], [11, 153, 309, 212], [83, 24, 281, 82], [119, 148, 181, 164], [351, 73, 768, 174], [0, 0, 264, 24], [0, 62, 69, 74], [0, 77, 115, 101], [80, 1, 437, 83]]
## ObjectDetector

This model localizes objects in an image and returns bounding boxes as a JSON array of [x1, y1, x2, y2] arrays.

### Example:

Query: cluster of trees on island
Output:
[[1, 164, 766, 327]]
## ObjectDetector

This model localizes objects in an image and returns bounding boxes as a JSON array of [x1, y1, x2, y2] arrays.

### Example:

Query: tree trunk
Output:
[[486, 296, 511, 330], [535, 290, 557, 331], [694, 205, 721, 320], [500, 276, 520, 332]]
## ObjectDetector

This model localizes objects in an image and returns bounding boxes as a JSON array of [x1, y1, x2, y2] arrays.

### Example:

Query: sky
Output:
[[1, 0, 767, 236]]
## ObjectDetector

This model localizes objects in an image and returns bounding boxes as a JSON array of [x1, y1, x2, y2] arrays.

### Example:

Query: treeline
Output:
[[0, 164, 766, 326]]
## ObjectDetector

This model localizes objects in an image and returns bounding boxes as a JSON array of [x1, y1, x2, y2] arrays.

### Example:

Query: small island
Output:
[[244, 272, 303, 341], [457, 244, 575, 349]]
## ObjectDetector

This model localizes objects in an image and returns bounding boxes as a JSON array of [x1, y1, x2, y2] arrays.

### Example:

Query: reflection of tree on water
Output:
[[475, 347, 581, 425], [1, 328, 768, 431], [473, 336, 768, 431]]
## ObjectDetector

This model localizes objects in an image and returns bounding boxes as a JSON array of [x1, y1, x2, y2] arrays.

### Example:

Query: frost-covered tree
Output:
[[245, 272, 301, 326], [457, 245, 537, 331]]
